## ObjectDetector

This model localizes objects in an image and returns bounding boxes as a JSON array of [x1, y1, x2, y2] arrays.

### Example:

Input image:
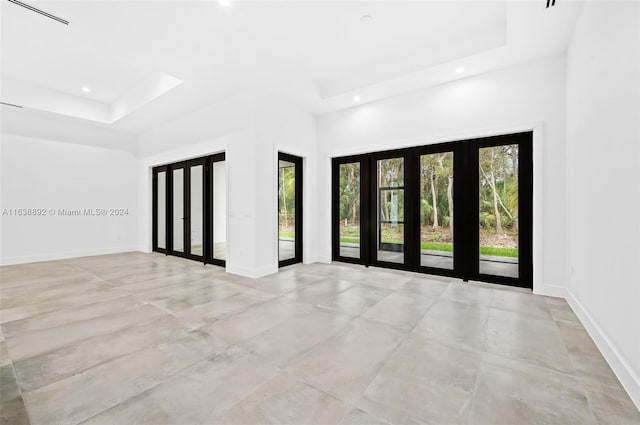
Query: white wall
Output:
[[137, 129, 255, 274], [0, 133, 138, 264], [565, 0, 640, 408], [317, 54, 567, 296], [253, 92, 318, 274], [137, 90, 316, 278]]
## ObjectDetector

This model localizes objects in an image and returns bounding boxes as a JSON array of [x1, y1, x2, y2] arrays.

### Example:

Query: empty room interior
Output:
[[1, 0, 639, 424]]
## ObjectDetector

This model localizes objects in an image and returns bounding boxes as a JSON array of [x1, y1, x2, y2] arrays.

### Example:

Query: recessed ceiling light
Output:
[[360, 14, 373, 22], [455, 67, 465, 74], [82, 86, 91, 93], [218, 0, 231, 7], [353, 95, 361, 102]]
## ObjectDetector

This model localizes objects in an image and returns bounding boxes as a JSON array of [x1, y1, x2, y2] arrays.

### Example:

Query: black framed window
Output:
[[278, 152, 303, 267], [152, 153, 226, 266], [332, 132, 533, 289]]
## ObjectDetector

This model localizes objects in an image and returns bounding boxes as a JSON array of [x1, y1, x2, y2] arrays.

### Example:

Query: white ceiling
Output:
[[0, 0, 584, 135]]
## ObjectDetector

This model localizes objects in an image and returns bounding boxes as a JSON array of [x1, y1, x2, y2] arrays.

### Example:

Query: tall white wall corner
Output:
[[567, 290, 640, 410]]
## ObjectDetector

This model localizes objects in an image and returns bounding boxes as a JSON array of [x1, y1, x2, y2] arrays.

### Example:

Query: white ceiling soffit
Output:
[[0, 0, 584, 132], [318, 1, 507, 98], [1, 0, 182, 123]]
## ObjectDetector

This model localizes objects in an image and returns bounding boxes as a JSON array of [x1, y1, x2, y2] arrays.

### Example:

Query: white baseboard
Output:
[[0, 246, 140, 266], [304, 256, 330, 264], [533, 282, 569, 298], [567, 290, 640, 410], [225, 263, 277, 279]]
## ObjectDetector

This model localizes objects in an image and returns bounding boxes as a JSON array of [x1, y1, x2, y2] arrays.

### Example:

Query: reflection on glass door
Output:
[[153, 154, 226, 267], [331, 131, 532, 289], [189, 164, 204, 257], [212, 159, 226, 262], [278, 160, 296, 262], [478, 144, 519, 278], [278, 152, 303, 267], [376, 157, 404, 264], [172, 167, 185, 253], [420, 152, 454, 269], [338, 162, 361, 259], [157, 171, 166, 250]]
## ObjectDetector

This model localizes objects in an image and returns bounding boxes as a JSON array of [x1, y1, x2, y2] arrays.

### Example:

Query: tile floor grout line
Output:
[[3, 253, 637, 424], [5, 306, 178, 368], [72, 332, 238, 425], [7, 355, 35, 425], [16, 317, 204, 395]]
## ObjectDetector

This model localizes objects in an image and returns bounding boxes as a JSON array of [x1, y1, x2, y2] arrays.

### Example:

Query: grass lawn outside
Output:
[[337, 235, 518, 258]]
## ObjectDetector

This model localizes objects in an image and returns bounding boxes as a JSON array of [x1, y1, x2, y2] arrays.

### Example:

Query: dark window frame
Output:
[[278, 152, 303, 268], [152, 153, 226, 267], [331, 132, 533, 289]]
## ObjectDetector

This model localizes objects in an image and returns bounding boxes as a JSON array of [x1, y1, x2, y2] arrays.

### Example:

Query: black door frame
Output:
[[369, 149, 412, 271], [152, 165, 169, 255], [152, 153, 226, 267], [331, 131, 533, 289], [278, 152, 303, 268], [331, 155, 371, 265], [413, 140, 463, 279], [207, 153, 226, 267], [168, 161, 188, 259]]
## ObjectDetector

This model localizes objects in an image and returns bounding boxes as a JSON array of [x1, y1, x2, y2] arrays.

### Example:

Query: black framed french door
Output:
[[332, 131, 533, 289], [207, 153, 226, 266], [152, 153, 226, 266], [169, 162, 188, 258], [278, 152, 303, 268]]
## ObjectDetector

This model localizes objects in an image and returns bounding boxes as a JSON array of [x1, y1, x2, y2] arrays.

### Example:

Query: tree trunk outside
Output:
[[490, 169, 503, 235], [281, 169, 288, 228], [511, 146, 518, 181], [430, 170, 439, 229], [350, 166, 357, 224]]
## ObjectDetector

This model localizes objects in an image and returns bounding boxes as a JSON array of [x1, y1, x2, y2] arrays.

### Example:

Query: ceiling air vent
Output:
[[7, 0, 69, 25], [546, 0, 557, 8], [0, 102, 24, 109]]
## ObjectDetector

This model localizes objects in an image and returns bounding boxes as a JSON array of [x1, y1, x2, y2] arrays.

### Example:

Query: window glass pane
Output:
[[479, 144, 519, 278], [172, 168, 184, 253], [157, 172, 166, 249], [420, 152, 454, 269], [339, 162, 360, 258], [377, 158, 404, 264], [378, 158, 404, 187], [379, 189, 404, 223], [190, 165, 203, 256], [278, 160, 296, 262]]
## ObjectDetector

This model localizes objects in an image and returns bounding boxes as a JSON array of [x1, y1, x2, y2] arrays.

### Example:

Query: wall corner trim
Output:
[[567, 290, 640, 411]]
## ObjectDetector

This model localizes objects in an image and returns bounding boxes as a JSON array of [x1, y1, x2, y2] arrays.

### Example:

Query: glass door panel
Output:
[[157, 171, 166, 250], [330, 132, 531, 288], [278, 153, 303, 267], [212, 160, 226, 261], [153, 154, 226, 266], [172, 168, 184, 253], [377, 157, 404, 264], [338, 162, 361, 259], [189, 164, 204, 257], [478, 144, 519, 278], [278, 159, 296, 262], [419, 152, 454, 269]]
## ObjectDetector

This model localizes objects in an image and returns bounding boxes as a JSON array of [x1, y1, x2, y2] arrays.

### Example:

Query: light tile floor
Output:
[[0, 252, 638, 425]]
